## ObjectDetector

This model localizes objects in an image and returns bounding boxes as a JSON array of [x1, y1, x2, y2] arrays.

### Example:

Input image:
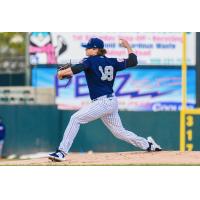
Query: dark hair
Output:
[[97, 48, 107, 56]]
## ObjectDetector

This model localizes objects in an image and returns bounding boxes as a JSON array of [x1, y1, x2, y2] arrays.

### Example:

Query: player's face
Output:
[[86, 48, 98, 56]]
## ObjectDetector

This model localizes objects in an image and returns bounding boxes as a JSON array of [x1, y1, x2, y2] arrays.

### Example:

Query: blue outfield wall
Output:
[[1, 105, 199, 157]]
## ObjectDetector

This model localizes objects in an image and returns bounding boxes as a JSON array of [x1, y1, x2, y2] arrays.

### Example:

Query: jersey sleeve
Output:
[[71, 57, 90, 74], [80, 57, 90, 70], [112, 58, 126, 71]]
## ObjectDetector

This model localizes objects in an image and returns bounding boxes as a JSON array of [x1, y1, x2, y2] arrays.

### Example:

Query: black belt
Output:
[[92, 94, 114, 102]]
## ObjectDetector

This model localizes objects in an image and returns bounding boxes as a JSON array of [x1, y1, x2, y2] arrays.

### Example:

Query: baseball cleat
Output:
[[48, 149, 66, 162], [147, 136, 162, 152]]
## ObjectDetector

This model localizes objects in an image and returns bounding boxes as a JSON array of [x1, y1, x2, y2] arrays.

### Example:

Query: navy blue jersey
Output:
[[0, 123, 5, 140], [80, 56, 126, 100]]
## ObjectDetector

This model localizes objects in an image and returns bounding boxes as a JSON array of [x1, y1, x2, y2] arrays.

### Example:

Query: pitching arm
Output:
[[120, 38, 138, 67]]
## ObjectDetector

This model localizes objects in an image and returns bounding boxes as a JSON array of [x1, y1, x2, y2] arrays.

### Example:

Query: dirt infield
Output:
[[0, 151, 200, 166]]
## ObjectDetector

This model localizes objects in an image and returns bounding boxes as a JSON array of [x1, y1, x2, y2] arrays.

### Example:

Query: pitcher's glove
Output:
[[57, 63, 72, 80]]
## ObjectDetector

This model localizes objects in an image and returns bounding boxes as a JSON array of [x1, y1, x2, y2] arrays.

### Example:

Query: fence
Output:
[[0, 105, 194, 157]]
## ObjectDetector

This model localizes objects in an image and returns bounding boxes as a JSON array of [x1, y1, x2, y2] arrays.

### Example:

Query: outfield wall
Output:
[[0, 105, 199, 157]]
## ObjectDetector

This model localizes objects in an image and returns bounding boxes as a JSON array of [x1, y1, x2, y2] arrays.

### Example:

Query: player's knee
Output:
[[112, 128, 125, 138], [70, 114, 79, 123], [70, 113, 84, 124]]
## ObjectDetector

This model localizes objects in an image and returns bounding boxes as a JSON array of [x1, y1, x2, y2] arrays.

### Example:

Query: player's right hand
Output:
[[119, 39, 131, 48]]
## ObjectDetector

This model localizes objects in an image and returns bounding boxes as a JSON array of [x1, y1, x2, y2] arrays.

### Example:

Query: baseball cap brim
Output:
[[81, 44, 93, 49]]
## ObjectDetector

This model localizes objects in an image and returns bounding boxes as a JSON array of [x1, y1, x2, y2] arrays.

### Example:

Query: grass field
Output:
[[0, 151, 200, 166]]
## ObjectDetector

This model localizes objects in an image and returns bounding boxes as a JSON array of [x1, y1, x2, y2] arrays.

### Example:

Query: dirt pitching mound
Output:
[[0, 151, 200, 166]]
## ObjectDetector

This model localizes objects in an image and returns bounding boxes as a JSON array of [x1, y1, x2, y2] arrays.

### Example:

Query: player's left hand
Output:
[[57, 64, 73, 80]]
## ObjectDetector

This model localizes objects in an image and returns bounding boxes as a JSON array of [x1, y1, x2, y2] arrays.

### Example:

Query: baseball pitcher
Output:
[[49, 38, 162, 162]]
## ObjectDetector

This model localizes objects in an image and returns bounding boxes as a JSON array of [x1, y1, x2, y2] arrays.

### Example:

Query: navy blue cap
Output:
[[82, 38, 104, 49]]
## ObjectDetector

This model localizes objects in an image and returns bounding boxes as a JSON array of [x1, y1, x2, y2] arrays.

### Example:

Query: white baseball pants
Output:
[[59, 95, 149, 154], [0, 140, 4, 157]]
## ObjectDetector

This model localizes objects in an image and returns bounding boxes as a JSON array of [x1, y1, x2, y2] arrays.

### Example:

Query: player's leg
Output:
[[101, 111, 162, 151], [0, 140, 4, 158], [49, 97, 117, 161], [58, 102, 103, 154]]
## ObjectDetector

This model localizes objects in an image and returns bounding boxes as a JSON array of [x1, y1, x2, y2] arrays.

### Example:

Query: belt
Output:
[[92, 94, 114, 102]]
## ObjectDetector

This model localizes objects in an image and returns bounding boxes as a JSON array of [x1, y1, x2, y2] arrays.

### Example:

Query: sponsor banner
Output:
[[32, 67, 196, 111], [29, 32, 196, 66]]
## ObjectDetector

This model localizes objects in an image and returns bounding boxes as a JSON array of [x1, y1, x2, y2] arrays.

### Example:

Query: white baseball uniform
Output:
[[59, 94, 149, 154]]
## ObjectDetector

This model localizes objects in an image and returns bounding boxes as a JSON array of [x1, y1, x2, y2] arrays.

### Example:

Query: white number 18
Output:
[[99, 66, 114, 81]]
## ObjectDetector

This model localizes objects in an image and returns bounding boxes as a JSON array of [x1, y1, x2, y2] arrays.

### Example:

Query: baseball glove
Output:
[[57, 63, 72, 80]]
